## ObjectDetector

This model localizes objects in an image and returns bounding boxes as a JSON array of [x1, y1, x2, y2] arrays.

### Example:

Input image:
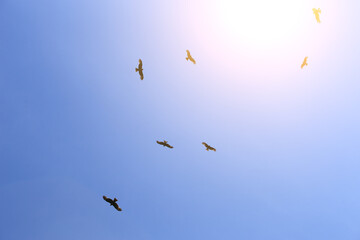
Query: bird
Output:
[[135, 59, 144, 80], [156, 140, 174, 148], [202, 142, 216, 152], [301, 57, 308, 69], [312, 8, 321, 23], [186, 50, 196, 64], [103, 196, 122, 211]]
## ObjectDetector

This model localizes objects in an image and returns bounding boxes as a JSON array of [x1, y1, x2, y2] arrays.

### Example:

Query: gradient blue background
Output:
[[1, 0, 360, 239]]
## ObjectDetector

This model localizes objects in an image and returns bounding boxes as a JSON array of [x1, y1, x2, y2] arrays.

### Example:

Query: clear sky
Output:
[[1, 0, 360, 239]]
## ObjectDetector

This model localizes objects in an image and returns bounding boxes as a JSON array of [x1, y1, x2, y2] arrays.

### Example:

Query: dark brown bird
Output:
[[156, 140, 174, 148], [186, 50, 196, 64], [103, 196, 122, 211], [202, 142, 216, 152], [135, 59, 144, 80]]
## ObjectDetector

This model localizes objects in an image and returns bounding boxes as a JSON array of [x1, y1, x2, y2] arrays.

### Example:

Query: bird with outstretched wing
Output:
[[312, 8, 321, 23], [202, 142, 216, 152], [135, 59, 144, 80], [301, 57, 308, 69], [103, 196, 122, 211], [186, 50, 196, 64], [156, 140, 174, 149]]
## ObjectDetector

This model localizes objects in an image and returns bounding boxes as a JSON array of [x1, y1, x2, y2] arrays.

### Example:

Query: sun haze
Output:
[[1, 0, 358, 240]]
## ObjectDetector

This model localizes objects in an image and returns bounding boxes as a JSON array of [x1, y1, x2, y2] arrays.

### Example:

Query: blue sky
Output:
[[1, 0, 360, 239]]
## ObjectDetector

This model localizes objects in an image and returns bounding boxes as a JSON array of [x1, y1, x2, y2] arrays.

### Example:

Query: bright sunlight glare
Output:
[[211, 0, 307, 48]]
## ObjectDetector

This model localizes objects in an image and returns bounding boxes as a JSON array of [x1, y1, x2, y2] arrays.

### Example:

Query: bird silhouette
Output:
[[156, 140, 174, 148], [135, 59, 144, 80], [312, 8, 321, 23], [103, 196, 122, 211], [202, 142, 216, 152], [301, 57, 308, 69], [186, 50, 196, 64]]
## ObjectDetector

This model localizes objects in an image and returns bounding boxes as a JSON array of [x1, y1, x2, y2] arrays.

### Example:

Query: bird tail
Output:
[[135, 68, 139, 72], [306, 63, 308, 66], [114, 198, 118, 202], [186, 57, 189, 61]]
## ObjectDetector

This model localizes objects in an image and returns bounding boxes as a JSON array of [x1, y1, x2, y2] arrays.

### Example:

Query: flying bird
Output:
[[312, 8, 321, 23], [202, 142, 216, 152], [156, 140, 174, 148], [301, 57, 308, 69], [186, 50, 196, 64], [103, 196, 122, 211], [135, 59, 144, 80]]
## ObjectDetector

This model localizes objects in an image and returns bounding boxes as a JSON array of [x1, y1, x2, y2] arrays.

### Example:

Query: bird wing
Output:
[[190, 56, 196, 64], [138, 59, 142, 68], [103, 196, 112, 204], [139, 70, 144, 80], [112, 202, 122, 211], [301, 57, 307, 68], [157, 141, 165, 146], [165, 143, 173, 148], [202, 142, 209, 148]]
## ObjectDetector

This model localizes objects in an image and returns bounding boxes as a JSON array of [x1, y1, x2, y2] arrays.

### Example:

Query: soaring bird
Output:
[[156, 140, 174, 148], [186, 50, 196, 64], [301, 57, 308, 69], [312, 8, 321, 23], [135, 59, 144, 80], [202, 142, 216, 152], [103, 196, 122, 211]]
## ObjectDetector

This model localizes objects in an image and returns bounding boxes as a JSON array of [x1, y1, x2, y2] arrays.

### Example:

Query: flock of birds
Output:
[[155, 140, 216, 151], [103, 7, 322, 212], [301, 8, 321, 69]]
